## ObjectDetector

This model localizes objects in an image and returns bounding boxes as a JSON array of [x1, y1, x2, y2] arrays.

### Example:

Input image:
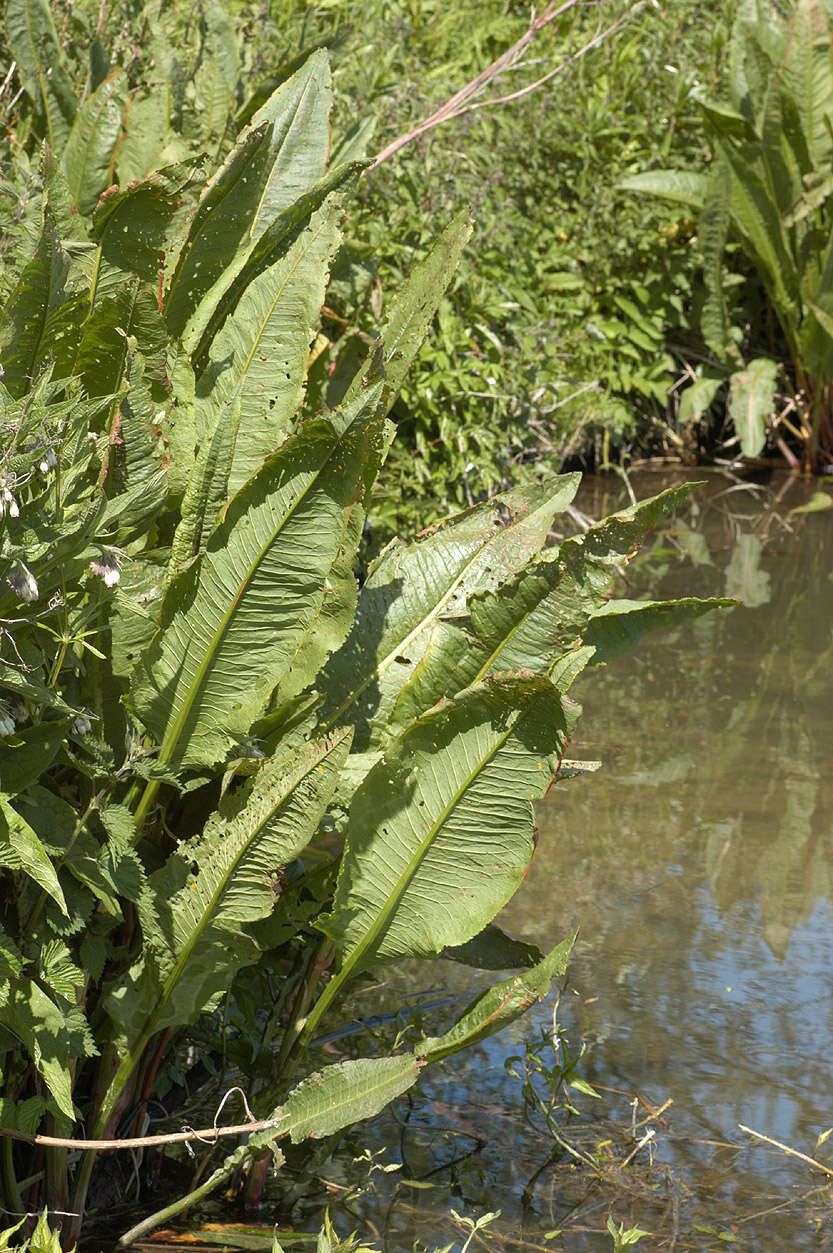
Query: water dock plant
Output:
[[0, 1, 728, 1245]]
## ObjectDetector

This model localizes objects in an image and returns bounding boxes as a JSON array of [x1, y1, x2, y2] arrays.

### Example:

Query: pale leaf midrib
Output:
[[219, 211, 332, 411]]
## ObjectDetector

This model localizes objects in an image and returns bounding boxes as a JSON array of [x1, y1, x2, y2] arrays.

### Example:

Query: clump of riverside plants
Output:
[[0, 0, 728, 1245]]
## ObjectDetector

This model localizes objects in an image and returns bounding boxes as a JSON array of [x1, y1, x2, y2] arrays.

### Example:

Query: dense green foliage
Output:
[[279, 0, 728, 532], [0, 1, 727, 1245], [624, 0, 833, 468]]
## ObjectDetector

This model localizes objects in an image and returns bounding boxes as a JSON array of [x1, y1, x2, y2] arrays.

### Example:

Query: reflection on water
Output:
[[340, 472, 833, 1251]]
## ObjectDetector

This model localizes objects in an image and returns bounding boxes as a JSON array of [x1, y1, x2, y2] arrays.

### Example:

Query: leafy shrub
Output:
[[0, 2, 726, 1245], [623, 0, 833, 468]]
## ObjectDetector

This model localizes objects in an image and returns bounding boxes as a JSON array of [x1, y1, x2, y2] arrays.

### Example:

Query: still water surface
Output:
[[340, 471, 833, 1251]]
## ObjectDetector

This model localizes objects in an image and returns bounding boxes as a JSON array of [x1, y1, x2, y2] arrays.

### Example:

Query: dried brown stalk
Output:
[[368, 0, 647, 170]]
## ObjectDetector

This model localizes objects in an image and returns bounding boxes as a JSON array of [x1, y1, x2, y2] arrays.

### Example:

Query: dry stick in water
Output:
[[739, 1124, 833, 1178], [368, 0, 647, 170], [0, 1116, 285, 1153]]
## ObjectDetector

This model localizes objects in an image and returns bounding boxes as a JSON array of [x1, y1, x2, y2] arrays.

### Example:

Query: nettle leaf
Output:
[[318, 474, 581, 751], [0, 978, 86, 1119], [0, 796, 67, 916], [312, 676, 576, 1036], [37, 939, 85, 1002], [131, 387, 385, 772], [105, 730, 349, 1046]]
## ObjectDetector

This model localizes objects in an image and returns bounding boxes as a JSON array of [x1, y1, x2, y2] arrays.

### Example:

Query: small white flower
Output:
[[39, 449, 57, 473], [89, 549, 123, 587], [9, 563, 38, 602], [73, 714, 93, 736], [0, 703, 15, 738], [0, 486, 18, 518]]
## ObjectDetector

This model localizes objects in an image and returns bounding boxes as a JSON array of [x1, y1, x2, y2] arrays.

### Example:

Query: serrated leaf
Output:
[[0, 796, 67, 915]]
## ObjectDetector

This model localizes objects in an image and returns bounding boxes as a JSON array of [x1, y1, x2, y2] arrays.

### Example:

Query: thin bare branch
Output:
[[0, 1115, 284, 1153], [367, 0, 645, 170]]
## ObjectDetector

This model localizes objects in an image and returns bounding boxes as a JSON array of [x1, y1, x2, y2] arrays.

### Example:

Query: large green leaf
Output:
[[318, 474, 580, 750], [0, 795, 67, 916], [192, 198, 343, 497], [384, 484, 702, 737], [728, 356, 778, 456], [618, 169, 711, 210], [0, 980, 78, 1119], [5, 0, 77, 150], [780, 0, 833, 170], [335, 207, 473, 415], [183, 160, 363, 371], [699, 162, 735, 360], [279, 1056, 419, 1144], [61, 70, 127, 215], [192, 0, 239, 152], [308, 676, 576, 1039], [166, 52, 332, 336], [131, 387, 384, 771], [103, 731, 349, 1057], [723, 147, 800, 322], [584, 596, 736, 665], [418, 935, 575, 1063], [0, 214, 70, 396]]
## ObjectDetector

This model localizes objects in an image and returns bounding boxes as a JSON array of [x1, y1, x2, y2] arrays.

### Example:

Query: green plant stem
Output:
[[132, 777, 160, 834], [1, 1136, 23, 1216], [115, 1152, 241, 1247], [274, 938, 334, 1073]]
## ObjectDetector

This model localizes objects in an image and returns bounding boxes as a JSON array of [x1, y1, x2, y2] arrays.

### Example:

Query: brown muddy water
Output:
[[137, 471, 833, 1253], [307, 470, 833, 1253]]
